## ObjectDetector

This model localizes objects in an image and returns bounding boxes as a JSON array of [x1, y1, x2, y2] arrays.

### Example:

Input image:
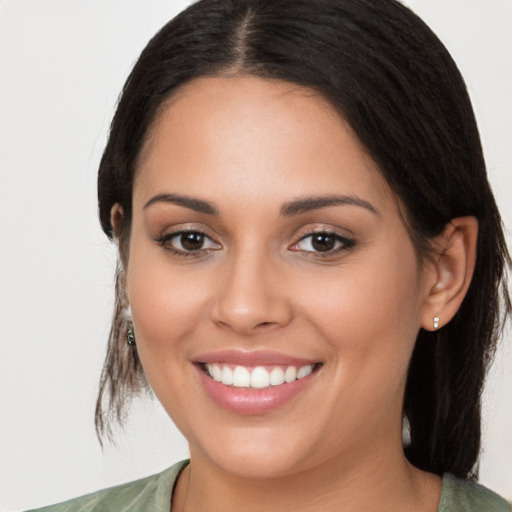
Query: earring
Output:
[[127, 324, 136, 346], [433, 316, 440, 330]]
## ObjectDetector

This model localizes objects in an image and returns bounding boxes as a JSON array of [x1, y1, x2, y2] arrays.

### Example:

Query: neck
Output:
[[172, 437, 441, 512]]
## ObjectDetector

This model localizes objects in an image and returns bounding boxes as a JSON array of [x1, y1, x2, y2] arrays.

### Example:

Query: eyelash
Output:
[[154, 229, 355, 258], [289, 231, 356, 257], [155, 230, 220, 257]]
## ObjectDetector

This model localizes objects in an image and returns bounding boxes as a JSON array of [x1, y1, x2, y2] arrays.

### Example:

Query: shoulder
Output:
[[25, 460, 189, 512], [439, 473, 511, 512]]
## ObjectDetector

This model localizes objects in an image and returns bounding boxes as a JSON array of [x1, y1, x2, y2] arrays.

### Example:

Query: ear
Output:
[[110, 203, 124, 238], [421, 216, 478, 331], [110, 203, 129, 269], [110, 203, 129, 292]]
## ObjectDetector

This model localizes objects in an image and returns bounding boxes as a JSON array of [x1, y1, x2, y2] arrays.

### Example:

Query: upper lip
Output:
[[193, 349, 320, 367]]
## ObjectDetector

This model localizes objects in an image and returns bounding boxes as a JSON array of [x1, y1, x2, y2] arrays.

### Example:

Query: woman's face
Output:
[[126, 76, 436, 478]]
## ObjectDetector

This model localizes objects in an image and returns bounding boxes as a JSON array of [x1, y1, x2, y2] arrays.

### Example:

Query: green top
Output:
[[27, 460, 511, 512]]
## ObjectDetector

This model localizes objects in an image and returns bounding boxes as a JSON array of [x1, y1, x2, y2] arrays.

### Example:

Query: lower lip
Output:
[[195, 365, 318, 415]]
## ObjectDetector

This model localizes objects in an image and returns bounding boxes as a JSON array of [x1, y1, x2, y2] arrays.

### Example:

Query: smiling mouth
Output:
[[200, 362, 323, 389]]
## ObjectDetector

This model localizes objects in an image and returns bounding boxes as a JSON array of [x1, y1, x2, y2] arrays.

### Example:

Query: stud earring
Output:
[[433, 316, 440, 330], [127, 324, 136, 346]]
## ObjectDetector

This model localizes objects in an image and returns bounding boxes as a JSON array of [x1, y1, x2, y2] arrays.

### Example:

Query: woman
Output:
[[27, 0, 510, 510]]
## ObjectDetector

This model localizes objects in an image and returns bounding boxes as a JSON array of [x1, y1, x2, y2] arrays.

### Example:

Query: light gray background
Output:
[[1, 1, 510, 510]]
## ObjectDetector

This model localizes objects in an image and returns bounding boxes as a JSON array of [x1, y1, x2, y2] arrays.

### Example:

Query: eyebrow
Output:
[[280, 195, 379, 216], [143, 193, 218, 215], [143, 193, 378, 217]]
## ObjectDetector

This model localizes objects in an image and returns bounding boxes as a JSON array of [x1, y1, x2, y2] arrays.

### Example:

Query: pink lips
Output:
[[193, 350, 321, 415]]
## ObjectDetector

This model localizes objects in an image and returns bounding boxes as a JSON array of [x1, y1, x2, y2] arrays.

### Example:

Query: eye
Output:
[[289, 232, 354, 254], [157, 230, 221, 254]]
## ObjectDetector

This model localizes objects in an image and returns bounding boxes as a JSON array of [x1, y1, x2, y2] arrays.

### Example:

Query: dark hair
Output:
[[95, 0, 510, 479]]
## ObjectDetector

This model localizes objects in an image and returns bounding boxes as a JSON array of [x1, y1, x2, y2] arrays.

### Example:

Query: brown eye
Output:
[[289, 231, 355, 255], [181, 232, 205, 251], [157, 230, 221, 254], [311, 233, 337, 252]]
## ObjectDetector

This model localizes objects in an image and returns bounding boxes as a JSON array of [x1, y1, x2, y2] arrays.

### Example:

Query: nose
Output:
[[210, 248, 293, 335]]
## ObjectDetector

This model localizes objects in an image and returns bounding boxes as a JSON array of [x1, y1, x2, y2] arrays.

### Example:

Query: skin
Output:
[[116, 75, 478, 512]]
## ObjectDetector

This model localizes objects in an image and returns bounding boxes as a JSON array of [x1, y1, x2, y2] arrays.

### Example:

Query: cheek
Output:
[[125, 242, 211, 359], [124, 250, 210, 425], [302, 241, 423, 388]]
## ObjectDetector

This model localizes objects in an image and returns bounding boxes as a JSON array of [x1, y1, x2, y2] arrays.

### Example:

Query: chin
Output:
[[209, 449, 305, 479], [191, 425, 323, 480]]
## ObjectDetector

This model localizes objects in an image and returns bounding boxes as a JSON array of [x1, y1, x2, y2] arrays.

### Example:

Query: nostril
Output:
[[211, 292, 293, 334]]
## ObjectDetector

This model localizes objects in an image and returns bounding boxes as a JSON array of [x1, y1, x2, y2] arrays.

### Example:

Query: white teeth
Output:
[[205, 363, 316, 388], [211, 364, 222, 382], [221, 366, 233, 385], [284, 366, 297, 383], [269, 367, 285, 386], [232, 366, 251, 387], [251, 366, 270, 388], [297, 365, 313, 379]]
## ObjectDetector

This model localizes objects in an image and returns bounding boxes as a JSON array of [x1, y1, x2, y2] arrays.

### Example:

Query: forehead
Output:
[[134, 75, 394, 214]]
